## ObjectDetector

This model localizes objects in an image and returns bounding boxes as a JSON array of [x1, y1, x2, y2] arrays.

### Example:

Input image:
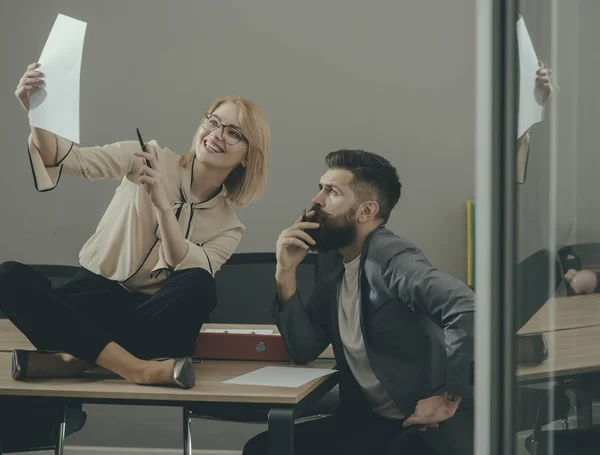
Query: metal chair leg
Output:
[[55, 404, 67, 455], [268, 408, 295, 455], [183, 406, 192, 455], [529, 437, 538, 455]]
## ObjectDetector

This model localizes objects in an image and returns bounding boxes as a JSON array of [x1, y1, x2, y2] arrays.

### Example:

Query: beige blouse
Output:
[[27, 134, 245, 295]]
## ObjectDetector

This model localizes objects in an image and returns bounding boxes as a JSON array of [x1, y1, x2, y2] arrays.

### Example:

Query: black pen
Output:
[[136, 128, 152, 168]]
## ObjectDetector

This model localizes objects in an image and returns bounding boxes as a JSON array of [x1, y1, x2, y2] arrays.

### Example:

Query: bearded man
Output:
[[245, 149, 475, 455]]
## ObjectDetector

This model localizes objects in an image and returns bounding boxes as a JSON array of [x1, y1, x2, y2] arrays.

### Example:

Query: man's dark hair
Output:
[[325, 149, 402, 223]]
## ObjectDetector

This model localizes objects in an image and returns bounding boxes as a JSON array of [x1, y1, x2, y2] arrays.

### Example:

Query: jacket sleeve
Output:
[[269, 256, 333, 365], [385, 250, 475, 398], [27, 134, 144, 191], [152, 226, 244, 277]]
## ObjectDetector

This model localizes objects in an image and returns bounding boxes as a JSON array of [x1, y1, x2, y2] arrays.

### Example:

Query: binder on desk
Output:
[[193, 331, 291, 362]]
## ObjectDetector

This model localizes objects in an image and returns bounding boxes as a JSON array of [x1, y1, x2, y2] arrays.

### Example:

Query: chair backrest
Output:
[[0, 258, 317, 324], [514, 249, 564, 330], [559, 242, 600, 270], [210, 252, 318, 324]]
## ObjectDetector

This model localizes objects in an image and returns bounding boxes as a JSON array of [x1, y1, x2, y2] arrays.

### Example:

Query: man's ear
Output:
[[358, 201, 380, 223]]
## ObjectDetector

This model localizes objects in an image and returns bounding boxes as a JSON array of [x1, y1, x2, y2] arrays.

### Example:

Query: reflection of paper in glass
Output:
[[517, 17, 543, 138], [29, 14, 87, 144], [223, 366, 337, 388], [203, 329, 274, 335]]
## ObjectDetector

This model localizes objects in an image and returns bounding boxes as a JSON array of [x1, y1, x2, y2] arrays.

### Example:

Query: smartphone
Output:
[[136, 128, 152, 168], [300, 209, 317, 250]]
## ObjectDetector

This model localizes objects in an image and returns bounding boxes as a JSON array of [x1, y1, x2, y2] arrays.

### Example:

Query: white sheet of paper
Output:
[[29, 14, 87, 144], [517, 16, 543, 138], [223, 366, 337, 388], [203, 329, 274, 335]]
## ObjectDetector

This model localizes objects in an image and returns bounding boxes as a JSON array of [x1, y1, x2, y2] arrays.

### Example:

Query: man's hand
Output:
[[403, 393, 462, 431], [565, 269, 598, 295], [276, 212, 319, 272], [275, 212, 320, 302]]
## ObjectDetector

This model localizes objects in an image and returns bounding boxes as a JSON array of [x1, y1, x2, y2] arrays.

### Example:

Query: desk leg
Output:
[[575, 386, 593, 429], [268, 408, 295, 455], [183, 406, 192, 455], [55, 404, 67, 455]]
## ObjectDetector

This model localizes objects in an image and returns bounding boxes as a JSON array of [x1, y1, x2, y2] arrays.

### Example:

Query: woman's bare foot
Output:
[[95, 342, 194, 388]]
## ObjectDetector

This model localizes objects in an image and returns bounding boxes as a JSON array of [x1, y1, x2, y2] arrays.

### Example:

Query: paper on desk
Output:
[[203, 329, 274, 335], [517, 16, 543, 138], [223, 366, 337, 388], [29, 14, 87, 144]]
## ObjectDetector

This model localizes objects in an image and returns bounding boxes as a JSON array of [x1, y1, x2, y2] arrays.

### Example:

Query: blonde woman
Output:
[[0, 62, 270, 389]]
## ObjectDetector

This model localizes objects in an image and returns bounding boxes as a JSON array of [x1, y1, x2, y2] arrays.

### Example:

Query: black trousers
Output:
[[0, 261, 217, 363], [243, 412, 435, 455], [243, 406, 474, 455]]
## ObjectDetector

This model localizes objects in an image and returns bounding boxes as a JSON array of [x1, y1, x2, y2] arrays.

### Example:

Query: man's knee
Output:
[[421, 408, 474, 455], [242, 431, 268, 455]]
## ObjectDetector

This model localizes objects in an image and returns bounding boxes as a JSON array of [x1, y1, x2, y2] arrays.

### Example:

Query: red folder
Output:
[[193, 331, 291, 362]]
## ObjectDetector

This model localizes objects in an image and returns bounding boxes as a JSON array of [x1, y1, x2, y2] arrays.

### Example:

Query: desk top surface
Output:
[[0, 320, 32, 351], [4, 320, 599, 390], [517, 324, 600, 382], [0, 320, 335, 358], [0, 320, 336, 404], [518, 293, 600, 335]]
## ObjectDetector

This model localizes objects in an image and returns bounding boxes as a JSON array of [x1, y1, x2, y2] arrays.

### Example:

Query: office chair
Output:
[[0, 264, 87, 455], [524, 374, 600, 454], [185, 253, 339, 449], [514, 248, 565, 332]]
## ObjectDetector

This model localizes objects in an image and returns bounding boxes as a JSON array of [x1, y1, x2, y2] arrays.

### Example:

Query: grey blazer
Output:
[[271, 226, 475, 417]]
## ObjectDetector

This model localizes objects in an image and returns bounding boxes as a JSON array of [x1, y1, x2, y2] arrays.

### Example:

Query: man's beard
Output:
[[306, 205, 357, 252]]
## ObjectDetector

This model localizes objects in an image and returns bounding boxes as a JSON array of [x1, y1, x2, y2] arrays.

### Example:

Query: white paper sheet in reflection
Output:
[[29, 14, 87, 144], [517, 16, 543, 138], [223, 366, 337, 388]]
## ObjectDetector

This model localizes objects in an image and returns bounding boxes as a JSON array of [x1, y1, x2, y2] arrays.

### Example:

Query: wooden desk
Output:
[[517, 325, 600, 383], [0, 320, 337, 455], [0, 320, 32, 351], [0, 320, 336, 359], [518, 294, 600, 335], [0, 352, 335, 404]]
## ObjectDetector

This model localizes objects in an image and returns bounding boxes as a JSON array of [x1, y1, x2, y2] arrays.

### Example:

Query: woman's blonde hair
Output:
[[181, 96, 271, 207]]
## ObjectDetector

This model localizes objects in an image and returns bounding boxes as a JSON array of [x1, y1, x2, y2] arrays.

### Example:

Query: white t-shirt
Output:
[[338, 255, 403, 419]]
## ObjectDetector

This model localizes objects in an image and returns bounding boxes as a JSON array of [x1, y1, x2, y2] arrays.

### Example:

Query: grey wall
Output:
[[0, 0, 476, 451]]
